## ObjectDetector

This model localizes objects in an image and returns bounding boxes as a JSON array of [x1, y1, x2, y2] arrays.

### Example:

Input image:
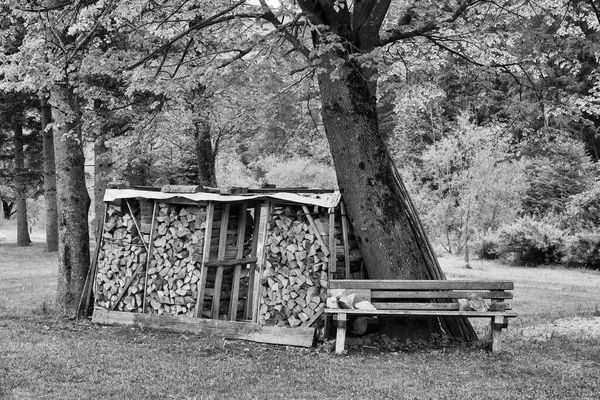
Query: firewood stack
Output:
[[96, 203, 148, 311], [144, 203, 251, 318], [96, 201, 253, 319], [259, 206, 330, 327]]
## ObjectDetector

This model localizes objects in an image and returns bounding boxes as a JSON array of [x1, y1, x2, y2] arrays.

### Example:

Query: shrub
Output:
[[472, 231, 500, 260], [496, 217, 566, 265], [563, 230, 600, 269]]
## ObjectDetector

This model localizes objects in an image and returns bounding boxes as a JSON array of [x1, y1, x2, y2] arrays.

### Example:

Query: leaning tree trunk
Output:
[[13, 119, 31, 246], [316, 57, 442, 339], [41, 93, 58, 252], [52, 83, 91, 317]]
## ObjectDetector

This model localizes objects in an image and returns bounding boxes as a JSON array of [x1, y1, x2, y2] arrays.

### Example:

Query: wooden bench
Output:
[[325, 280, 517, 354]]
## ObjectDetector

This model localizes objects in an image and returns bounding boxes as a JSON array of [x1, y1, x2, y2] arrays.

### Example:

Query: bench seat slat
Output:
[[372, 302, 460, 310], [329, 280, 514, 291], [324, 309, 517, 318], [369, 291, 513, 300]]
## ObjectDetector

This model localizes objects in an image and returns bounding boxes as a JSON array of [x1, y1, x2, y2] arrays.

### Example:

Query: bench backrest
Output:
[[329, 280, 513, 311]]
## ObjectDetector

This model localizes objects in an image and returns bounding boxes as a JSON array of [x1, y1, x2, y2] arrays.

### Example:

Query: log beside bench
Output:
[[325, 279, 517, 354]]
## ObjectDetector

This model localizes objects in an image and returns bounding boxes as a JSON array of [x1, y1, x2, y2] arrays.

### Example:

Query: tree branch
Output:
[[259, 0, 311, 58], [125, 0, 250, 71], [17, 0, 75, 12], [380, 0, 479, 46]]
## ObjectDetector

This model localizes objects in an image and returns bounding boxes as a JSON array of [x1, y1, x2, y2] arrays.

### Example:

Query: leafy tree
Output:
[[520, 130, 595, 216], [410, 116, 527, 261]]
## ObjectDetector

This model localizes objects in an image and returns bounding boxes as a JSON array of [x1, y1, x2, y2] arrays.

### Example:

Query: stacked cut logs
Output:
[[144, 203, 251, 318], [96, 203, 148, 312], [259, 206, 329, 327]]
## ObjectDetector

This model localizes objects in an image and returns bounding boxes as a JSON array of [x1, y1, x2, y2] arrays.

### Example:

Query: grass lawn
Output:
[[1, 241, 600, 399]]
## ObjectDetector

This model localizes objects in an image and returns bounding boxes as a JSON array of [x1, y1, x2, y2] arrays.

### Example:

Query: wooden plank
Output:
[[370, 291, 513, 300], [253, 201, 271, 323], [160, 198, 208, 206], [194, 202, 215, 318], [78, 202, 107, 317], [335, 313, 347, 354], [247, 188, 336, 194], [212, 203, 230, 319], [301, 204, 330, 256], [229, 203, 247, 321], [340, 202, 351, 279], [301, 303, 325, 327], [92, 308, 315, 348], [324, 309, 517, 318], [141, 202, 158, 313], [204, 257, 258, 267], [340, 201, 350, 279], [328, 208, 336, 280], [161, 185, 204, 193], [125, 199, 148, 253], [329, 280, 514, 291], [373, 302, 460, 311], [110, 263, 146, 311], [244, 204, 261, 320]]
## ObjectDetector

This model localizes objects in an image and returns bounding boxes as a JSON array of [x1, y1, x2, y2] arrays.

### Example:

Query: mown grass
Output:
[[1, 245, 600, 399]]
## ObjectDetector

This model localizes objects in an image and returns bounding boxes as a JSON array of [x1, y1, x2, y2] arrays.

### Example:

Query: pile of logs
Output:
[[259, 206, 329, 327], [95, 204, 148, 312], [96, 201, 253, 319], [96, 197, 362, 329], [144, 203, 207, 317]]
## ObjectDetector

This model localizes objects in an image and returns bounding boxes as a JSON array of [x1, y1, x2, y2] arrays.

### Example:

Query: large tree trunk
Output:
[[94, 134, 111, 236], [297, 0, 475, 341], [52, 84, 91, 317], [193, 118, 216, 186], [41, 93, 58, 252], [316, 56, 441, 338], [13, 119, 31, 246]]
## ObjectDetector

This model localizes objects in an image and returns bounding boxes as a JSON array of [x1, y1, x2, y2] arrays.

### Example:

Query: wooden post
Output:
[[328, 208, 336, 280], [491, 315, 506, 353], [340, 202, 351, 279], [244, 203, 261, 320], [78, 202, 107, 317], [141, 201, 158, 313], [335, 313, 347, 354], [301, 204, 330, 255], [253, 200, 270, 323], [195, 202, 215, 318], [229, 202, 247, 321]]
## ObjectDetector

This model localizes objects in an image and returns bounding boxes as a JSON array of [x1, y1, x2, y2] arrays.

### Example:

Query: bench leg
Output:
[[491, 315, 507, 353], [335, 313, 347, 354]]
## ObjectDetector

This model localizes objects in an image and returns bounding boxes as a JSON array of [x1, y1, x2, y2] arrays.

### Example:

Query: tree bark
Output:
[[193, 118, 216, 186], [292, 0, 475, 340], [94, 134, 111, 236], [12, 118, 31, 246], [316, 55, 443, 338], [41, 93, 58, 252], [51, 84, 91, 318]]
